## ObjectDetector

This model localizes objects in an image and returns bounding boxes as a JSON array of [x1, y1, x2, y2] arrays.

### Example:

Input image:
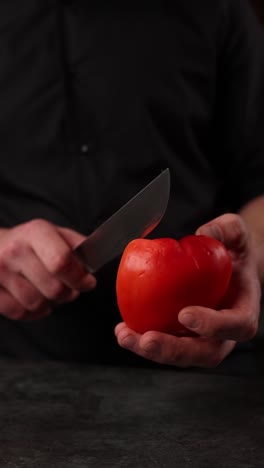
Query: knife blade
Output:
[[74, 168, 170, 273]]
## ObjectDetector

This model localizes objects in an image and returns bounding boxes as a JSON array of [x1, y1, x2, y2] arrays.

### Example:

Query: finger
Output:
[[28, 220, 96, 291], [114, 322, 127, 336], [196, 213, 249, 258], [0, 286, 52, 321], [10, 249, 79, 304], [0, 270, 50, 313], [115, 324, 235, 368], [179, 305, 259, 342], [178, 268, 261, 341], [0, 287, 30, 320]]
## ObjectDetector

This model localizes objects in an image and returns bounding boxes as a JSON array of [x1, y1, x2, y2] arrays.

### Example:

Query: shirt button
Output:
[[81, 144, 89, 154]]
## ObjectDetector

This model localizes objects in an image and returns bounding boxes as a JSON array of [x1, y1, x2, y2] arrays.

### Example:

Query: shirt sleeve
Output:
[[215, 0, 264, 211]]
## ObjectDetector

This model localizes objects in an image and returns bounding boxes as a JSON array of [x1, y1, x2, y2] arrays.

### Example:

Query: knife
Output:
[[74, 168, 170, 273]]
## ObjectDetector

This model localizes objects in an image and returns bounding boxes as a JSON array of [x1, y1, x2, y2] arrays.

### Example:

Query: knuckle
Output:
[[3, 239, 25, 260], [0, 289, 26, 320], [227, 215, 248, 252], [5, 305, 26, 321], [141, 346, 158, 361], [169, 349, 190, 368], [140, 333, 162, 361], [241, 320, 258, 342], [225, 213, 244, 230], [46, 282, 67, 301], [49, 251, 72, 276], [23, 218, 48, 234], [229, 219, 243, 239], [26, 297, 47, 312]]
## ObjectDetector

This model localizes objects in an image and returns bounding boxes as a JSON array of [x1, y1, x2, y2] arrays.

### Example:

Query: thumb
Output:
[[196, 213, 250, 258]]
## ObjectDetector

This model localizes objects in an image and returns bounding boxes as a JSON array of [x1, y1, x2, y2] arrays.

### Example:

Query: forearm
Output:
[[239, 195, 264, 284]]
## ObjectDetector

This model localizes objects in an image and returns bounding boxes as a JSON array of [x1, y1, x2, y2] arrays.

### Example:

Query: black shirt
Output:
[[0, 0, 263, 362]]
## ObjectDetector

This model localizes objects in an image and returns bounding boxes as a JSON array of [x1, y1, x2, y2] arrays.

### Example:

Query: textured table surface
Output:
[[0, 355, 263, 468]]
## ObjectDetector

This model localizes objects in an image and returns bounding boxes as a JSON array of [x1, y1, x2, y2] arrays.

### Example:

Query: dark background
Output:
[[251, 0, 264, 26]]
